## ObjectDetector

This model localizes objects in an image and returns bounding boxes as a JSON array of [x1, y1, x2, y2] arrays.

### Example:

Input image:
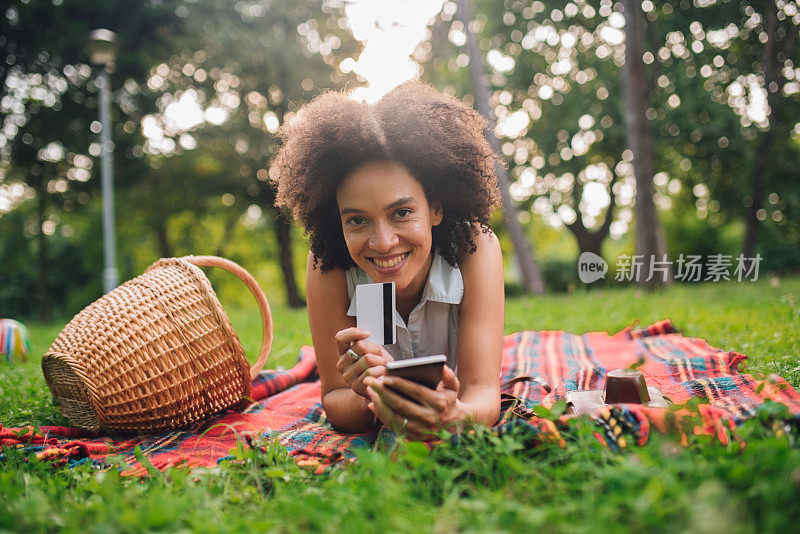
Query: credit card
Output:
[[355, 281, 396, 345]]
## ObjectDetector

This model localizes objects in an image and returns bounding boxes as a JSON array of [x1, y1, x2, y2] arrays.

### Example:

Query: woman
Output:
[[270, 81, 504, 439]]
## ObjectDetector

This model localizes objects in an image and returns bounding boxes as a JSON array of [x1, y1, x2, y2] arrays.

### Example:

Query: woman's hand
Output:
[[334, 327, 394, 399], [364, 365, 466, 440]]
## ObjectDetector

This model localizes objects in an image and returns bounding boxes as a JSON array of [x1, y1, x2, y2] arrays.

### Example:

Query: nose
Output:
[[368, 220, 399, 252]]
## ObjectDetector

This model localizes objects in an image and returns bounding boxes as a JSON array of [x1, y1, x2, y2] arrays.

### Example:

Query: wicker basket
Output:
[[41, 255, 273, 433]]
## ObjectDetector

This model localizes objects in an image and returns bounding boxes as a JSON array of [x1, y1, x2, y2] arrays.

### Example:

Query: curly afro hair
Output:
[[270, 80, 501, 273]]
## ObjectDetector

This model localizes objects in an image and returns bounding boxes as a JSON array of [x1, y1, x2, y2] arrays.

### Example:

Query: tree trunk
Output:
[[572, 229, 605, 259], [154, 221, 173, 258], [35, 178, 50, 322], [213, 213, 241, 259], [567, 213, 610, 279], [621, 0, 670, 288], [566, 175, 618, 260], [744, 130, 770, 260], [456, 0, 545, 294], [743, 0, 785, 259], [149, 169, 174, 258], [273, 214, 304, 308]]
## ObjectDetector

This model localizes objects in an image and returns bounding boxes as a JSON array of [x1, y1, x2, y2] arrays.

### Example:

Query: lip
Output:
[[367, 251, 410, 274]]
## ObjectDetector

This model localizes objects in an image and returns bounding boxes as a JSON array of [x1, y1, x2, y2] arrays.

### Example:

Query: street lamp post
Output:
[[86, 29, 119, 293]]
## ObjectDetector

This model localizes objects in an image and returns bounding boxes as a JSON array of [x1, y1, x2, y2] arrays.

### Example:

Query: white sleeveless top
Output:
[[345, 250, 464, 371]]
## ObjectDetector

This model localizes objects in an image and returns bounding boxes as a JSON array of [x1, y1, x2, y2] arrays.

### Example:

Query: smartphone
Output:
[[386, 355, 447, 389]]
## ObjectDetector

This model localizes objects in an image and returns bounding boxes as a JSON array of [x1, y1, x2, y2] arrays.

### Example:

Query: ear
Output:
[[431, 201, 443, 227]]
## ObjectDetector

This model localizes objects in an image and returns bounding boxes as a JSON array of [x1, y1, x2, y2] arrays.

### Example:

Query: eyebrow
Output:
[[339, 196, 415, 216]]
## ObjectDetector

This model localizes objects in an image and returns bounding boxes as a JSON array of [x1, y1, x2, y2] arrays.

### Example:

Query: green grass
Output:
[[2, 277, 800, 532]]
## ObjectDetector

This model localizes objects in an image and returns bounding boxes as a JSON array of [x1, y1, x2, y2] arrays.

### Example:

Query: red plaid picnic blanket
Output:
[[2, 319, 798, 474]]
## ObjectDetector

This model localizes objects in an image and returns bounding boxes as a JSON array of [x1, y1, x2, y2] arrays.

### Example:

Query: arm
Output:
[[365, 228, 504, 436], [449, 226, 504, 426], [306, 253, 386, 433]]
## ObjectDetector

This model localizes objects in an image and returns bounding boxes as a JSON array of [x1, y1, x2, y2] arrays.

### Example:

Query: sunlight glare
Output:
[[583, 182, 611, 215], [164, 90, 204, 131], [344, 0, 445, 103], [496, 110, 530, 138]]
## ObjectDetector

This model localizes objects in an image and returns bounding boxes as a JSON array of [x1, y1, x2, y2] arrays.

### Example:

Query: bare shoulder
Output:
[[306, 251, 349, 304], [460, 224, 502, 278]]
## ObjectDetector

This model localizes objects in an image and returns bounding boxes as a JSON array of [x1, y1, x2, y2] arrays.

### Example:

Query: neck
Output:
[[395, 249, 434, 321]]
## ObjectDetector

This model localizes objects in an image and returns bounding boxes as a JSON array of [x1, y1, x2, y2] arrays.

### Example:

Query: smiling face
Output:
[[336, 160, 442, 299]]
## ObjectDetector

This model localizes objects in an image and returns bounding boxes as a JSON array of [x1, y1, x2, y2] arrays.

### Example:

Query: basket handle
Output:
[[186, 255, 273, 380]]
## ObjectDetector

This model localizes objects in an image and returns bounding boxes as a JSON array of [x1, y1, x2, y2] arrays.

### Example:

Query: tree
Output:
[[422, 0, 800, 284], [740, 0, 798, 259], [128, 0, 359, 307], [0, 0, 182, 319], [455, 0, 545, 294], [638, 0, 799, 268], [621, 0, 671, 287], [421, 1, 637, 275]]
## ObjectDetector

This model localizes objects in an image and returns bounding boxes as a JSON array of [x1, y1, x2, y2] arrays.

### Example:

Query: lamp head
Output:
[[86, 29, 119, 67]]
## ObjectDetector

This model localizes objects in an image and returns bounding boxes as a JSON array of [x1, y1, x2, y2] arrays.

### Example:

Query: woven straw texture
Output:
[[41, 256, 272, 434]]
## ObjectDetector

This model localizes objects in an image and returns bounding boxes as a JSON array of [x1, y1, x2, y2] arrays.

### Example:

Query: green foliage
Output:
[[539, 256, 581, 292], [1, 0, 362, 318], [0, 0, 184, 319], [4, 0, 800, 322], [421, 0, 800, 275], [661, 204, 742, 259], [757, 220, 800, 273]]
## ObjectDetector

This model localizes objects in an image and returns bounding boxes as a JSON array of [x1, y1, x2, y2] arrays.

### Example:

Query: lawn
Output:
[[2, 277, 800, 532]]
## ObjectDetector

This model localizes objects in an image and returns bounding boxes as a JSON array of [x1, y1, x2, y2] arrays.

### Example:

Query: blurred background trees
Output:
[[1, 0, 798, 319], [1, 0, 183, 319], [421, 0, 798, 288], [119, 0, 357, 308]]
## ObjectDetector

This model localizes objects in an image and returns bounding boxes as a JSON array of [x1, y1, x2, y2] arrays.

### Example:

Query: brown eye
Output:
[[347, 216, 366, 226], [394, 208, 412, 218]]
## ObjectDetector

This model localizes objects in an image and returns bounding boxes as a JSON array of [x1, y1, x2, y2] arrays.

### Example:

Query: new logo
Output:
[[578, 252, 608, 283]]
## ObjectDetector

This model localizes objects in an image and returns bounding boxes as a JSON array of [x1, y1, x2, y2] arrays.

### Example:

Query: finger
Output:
[[367, 387, 431, 438], [367, 401, 389, 425], [341, 350, 386, 379], [360, 352, 390, 369], [382, 376, 458, 428], [366, 386, 400, 429], [336, 353, 352, 375], [383, 376, 441, 406], [351, 339, 386, 360], [437, 365, 460, 392], [341, 359, 369, 385], [339, 350, 385, 374], [334, 327, 370, 356], [351, 366, 388, 396], [336, 352, 362, 375], [370, 378, 436, 423], [358, 365, 388, 382]]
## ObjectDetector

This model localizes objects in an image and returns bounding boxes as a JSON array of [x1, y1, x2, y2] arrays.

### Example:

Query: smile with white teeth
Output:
[[369, 252, 410, 268]]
